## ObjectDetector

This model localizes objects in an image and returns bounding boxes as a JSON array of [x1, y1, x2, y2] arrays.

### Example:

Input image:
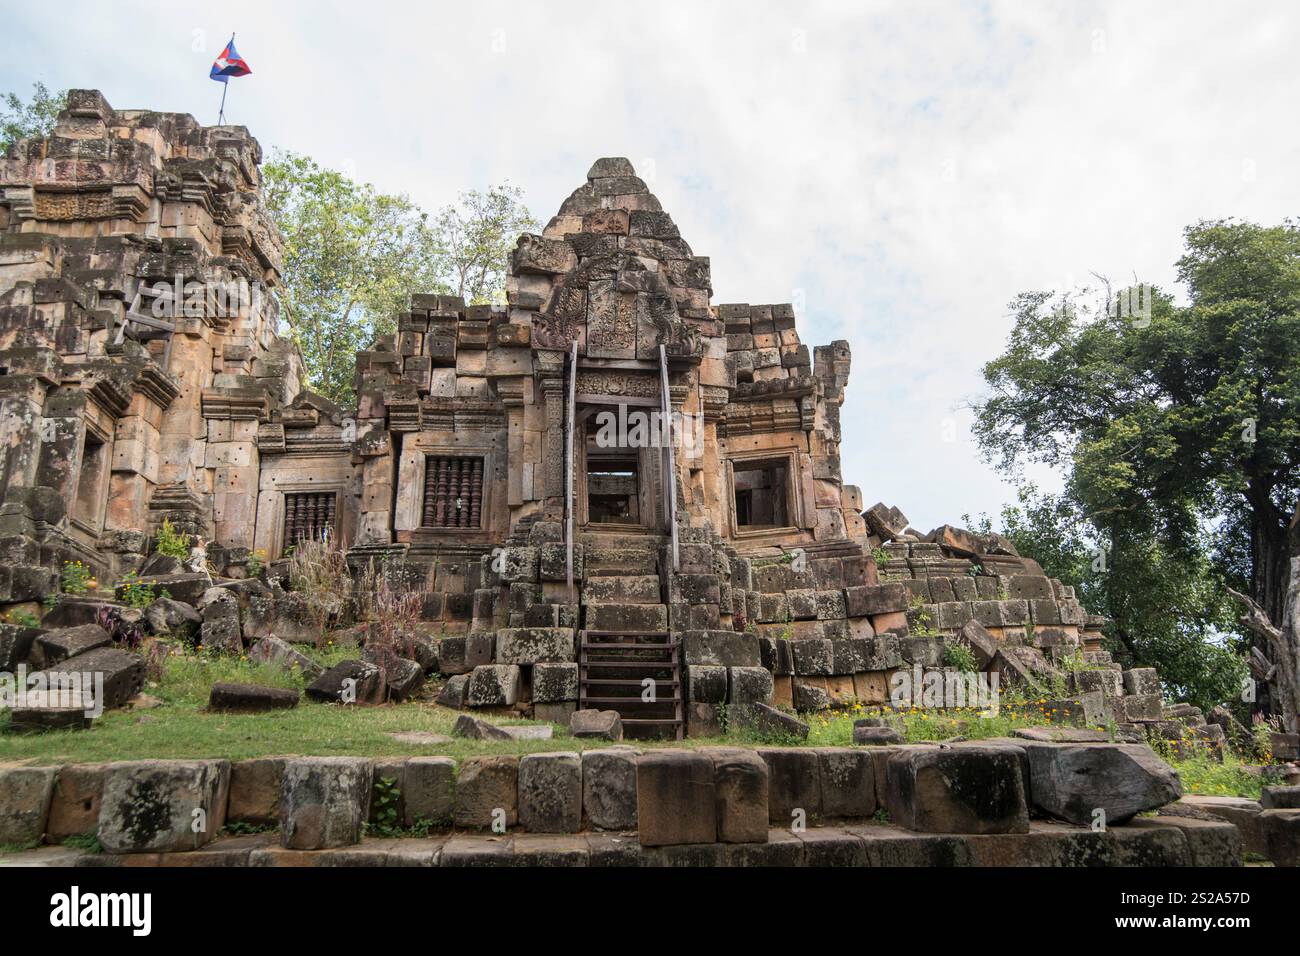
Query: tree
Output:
[[972, 219, 1300, 726], [966, 486, 1247, 715], [433, 184, 537, 305], [262, 151, 444, 405], [261, 154, 537, 403], [1, 82, 67, 152]]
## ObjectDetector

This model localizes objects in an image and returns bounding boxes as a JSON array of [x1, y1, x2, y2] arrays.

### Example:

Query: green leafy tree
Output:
[[1, 82, 67, 152], [262, 154, 536, 403], [972, 219, 1300, 720], [433, 183, 537, 305], [262, 151, 444, 404]]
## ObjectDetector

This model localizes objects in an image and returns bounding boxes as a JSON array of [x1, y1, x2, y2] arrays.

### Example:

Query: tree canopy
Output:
[[262, 152, 535, 404], [972, 219, 1300, 716]]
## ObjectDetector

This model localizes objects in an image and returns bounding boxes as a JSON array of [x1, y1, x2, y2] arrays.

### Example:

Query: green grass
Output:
[[0, 644, 1276, 801]]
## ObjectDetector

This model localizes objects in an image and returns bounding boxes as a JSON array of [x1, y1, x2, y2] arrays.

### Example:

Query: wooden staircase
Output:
[[579, 630, 684, 740]]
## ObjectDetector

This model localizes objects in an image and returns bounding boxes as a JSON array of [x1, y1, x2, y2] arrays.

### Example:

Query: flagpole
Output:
[[216, 32, 234, 125]]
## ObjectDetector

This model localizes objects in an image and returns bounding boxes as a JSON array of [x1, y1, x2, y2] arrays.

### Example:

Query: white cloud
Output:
[[5, 0, 1298, 529]]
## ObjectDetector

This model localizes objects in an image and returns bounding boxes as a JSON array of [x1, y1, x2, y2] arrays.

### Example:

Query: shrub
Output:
[[60, 560, 92, 594], [155, 518, 191, 560]]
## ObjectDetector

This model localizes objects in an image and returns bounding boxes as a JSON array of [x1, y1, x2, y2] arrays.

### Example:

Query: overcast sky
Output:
[[5, 1, 1298, 530]]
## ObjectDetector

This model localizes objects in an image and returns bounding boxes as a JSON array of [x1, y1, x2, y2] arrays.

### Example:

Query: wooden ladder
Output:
[[578, 630, 684, 740]]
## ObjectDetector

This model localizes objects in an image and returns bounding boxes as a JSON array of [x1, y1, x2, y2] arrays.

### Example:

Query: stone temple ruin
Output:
[[0, 90, 1246, 754], [5, 91, 1300, 868]]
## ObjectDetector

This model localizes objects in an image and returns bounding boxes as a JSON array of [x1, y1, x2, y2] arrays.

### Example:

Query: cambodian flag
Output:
[[210, 37, 252, 83]]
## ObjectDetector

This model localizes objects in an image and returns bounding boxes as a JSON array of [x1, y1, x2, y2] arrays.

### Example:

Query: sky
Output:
[[4, 0, 1299, 531]]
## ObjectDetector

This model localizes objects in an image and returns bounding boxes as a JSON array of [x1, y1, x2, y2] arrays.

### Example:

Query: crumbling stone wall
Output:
[[0, 90, 301, 593]]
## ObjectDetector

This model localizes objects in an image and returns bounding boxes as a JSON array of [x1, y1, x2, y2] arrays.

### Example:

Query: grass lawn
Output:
[[0, 642, 1273, 799]]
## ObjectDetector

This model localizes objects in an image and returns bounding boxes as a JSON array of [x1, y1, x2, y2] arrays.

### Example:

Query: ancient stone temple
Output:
[[2, 91, 1141, 740]]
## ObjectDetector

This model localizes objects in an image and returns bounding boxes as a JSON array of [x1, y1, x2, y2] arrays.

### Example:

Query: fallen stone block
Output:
[[244, 591, 323, 644], [360, 647, 424, 701], [208, 681, 299, 713], [247, 636, 324, 681], [280, 757, 372, 850], [733, 702, 809, 741], [437, 635, 469, 675], [305, 660, 386, 704], [451, 714, 512, 740], [143, 598, 201, 641], [99, 760, 231, 852], [1022, 742, 1181, 826], [0, 622, 42, 670], [519, 752, 582, 833], [853, 724, 905, 746], [886, 746, 1029, 834], [7, 691, 96, 732], [958, 620, 998, 669], [199, 616, 243, 654], [35, 623, 111, 665], [0, 766, 56, 847], [570, 708, 623, 740], [27, 646, 145, 711], [637, 751, 716, 846], [435, 674, 469, 708], [582, 747, 640, 831], [454, 756, 519, 829]]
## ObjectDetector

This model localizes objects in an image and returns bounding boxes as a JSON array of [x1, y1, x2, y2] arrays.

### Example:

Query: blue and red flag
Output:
[[210, 37, 252, 83]]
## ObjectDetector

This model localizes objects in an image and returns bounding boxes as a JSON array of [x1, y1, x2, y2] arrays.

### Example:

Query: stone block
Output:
[[728, 665, 773, 705], [99, 760, 231, 852], [885, 746, 1029, 834], [757, 748, 822, 825], [1022, 742, 1181, 826], [494, 627, 575, 664], [570, 708, 623, 741], [817, 748, 876, 818], [636, 751, 716, 846], [582, 747, 639, 831], [519, 752, 582, 833], [454, 756, 519, 829], [465, 664, 522, 707], [708, 748, 769, 843], [228, 758, 285, 826], [280, 757, 372, 850], [532, 662, 579, 702], [0, 766, 56, 847]]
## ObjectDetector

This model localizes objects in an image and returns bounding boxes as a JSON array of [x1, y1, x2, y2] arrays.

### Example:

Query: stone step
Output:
[[0, 821, 1214, 867], [584, 548, 660, 577], [580, 575, 663, 604], [583, 603, 670, 632], [579, 531, 666, 550]]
